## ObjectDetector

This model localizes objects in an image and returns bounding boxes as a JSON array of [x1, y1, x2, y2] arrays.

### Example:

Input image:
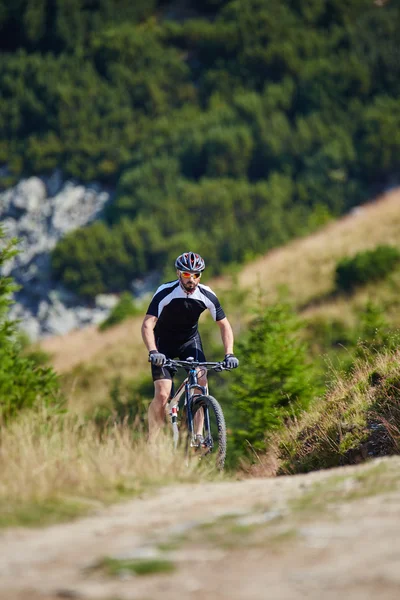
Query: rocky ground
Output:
[[1, 457, 400, 600]]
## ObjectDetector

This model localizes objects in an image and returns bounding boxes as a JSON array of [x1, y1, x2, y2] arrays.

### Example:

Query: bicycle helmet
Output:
[[175, 252, 205, 273]]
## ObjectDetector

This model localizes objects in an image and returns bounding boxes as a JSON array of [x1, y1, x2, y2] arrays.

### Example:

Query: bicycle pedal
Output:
[[191, 434, 204, 448]]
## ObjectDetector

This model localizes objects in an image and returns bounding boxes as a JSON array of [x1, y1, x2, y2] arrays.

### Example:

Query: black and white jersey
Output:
[[146, 280, 226, 344]]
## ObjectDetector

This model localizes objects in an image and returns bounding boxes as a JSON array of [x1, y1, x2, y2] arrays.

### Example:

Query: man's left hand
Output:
[[224, 354, 239, 369]]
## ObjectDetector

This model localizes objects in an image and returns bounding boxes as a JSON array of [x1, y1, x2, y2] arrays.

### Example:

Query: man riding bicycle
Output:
[[141, 251, 239, 441]]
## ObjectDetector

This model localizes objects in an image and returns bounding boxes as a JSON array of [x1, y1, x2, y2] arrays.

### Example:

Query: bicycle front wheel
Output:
[[189, 395, 227, 470]]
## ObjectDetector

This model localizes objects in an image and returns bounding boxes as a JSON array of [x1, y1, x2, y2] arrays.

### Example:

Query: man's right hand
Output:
[[149, 350, 167, 367]]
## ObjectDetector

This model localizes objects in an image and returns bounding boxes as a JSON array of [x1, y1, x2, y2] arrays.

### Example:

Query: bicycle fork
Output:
[[170, 404, 179, 449]]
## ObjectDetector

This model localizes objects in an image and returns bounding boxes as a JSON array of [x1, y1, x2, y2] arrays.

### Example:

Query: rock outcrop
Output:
[[0, 172, 118, 340]]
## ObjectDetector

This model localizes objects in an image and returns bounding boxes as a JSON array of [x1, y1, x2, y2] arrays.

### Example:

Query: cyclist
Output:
[[141, 251, 239, 441]]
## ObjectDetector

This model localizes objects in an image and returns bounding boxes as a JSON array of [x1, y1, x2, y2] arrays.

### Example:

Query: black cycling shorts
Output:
[[151, 333, 206, 381]]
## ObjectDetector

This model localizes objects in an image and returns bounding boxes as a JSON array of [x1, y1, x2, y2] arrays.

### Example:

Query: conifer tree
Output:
[[232, 303, 313, 452], [0, 228, 61, 421]]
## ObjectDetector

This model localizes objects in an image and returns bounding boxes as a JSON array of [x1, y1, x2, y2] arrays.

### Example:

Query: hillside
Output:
[[237, 188, 400, 309], [40, 186, 400, 377], [3, 4, 400, 586], [1, 0, 399, 301], [3, 188, 400, 596]]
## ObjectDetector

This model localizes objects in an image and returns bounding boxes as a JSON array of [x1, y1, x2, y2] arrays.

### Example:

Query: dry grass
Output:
[[266, 349, 400, 475], [0, 408, 215, 527], [235, 188, 400, 307], [39, 316, 147, 374], [302, 266, 400, 327]]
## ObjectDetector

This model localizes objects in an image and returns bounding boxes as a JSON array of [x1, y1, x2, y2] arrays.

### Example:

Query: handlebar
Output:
[[164, 358, 228, 371]]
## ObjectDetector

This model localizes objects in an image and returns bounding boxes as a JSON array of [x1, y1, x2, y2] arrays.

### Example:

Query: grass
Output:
[[152, 510, 287, 554], [60, 334, 150, 414], [267, 349, 400, 475], [100, 557, 176, 576], [0, 407, 218, 527], [236, 188, 400, 308], [0, 498, 93, 528]]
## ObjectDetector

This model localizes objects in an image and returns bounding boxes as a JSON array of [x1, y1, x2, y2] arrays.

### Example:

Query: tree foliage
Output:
[[231, 303, 313, 452], [0, 0, 399, 295], [0, 229, 61, 421], [335, 245, 400, 293]]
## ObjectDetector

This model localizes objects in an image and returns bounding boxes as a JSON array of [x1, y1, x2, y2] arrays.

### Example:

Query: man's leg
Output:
[[148, 378, 172, 442]]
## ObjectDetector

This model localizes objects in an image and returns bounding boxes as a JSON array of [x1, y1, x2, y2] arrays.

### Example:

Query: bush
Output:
[[335, 245, 400, 293]]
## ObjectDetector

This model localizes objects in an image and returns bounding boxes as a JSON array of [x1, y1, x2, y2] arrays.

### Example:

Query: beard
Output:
[[180, 278, 197, 294]]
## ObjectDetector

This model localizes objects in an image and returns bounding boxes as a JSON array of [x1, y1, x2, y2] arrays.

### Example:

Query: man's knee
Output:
[[153, 381, 172, 406]]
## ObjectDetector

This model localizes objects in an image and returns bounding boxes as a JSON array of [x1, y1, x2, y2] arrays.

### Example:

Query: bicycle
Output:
[[164, 357, 228, 470]]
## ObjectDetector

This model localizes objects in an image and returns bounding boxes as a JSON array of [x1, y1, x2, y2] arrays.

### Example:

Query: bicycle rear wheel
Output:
[[189, 395, 227, 470]]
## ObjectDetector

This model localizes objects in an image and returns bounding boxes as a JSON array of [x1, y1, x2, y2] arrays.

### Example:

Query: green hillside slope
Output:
[[1, 0, 399, 297]]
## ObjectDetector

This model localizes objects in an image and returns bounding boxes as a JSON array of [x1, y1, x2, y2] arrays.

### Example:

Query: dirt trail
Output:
[[2, 457, 400, 600]]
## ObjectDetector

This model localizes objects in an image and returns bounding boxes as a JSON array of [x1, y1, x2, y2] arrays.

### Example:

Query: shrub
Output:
[[335, 245, 400, 293]]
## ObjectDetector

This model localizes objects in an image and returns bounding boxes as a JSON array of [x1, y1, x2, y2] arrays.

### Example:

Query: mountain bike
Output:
[[165, 358, 228, 470]]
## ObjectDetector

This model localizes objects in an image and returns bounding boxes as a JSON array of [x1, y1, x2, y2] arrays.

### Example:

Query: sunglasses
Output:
[[180, 271, 201, 279]]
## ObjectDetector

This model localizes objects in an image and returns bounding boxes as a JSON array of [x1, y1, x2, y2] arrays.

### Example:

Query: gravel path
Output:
[[1, 458, 399, 600]]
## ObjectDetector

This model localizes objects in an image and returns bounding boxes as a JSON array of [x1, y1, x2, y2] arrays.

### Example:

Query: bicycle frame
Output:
[[166, 359, 224, 449]]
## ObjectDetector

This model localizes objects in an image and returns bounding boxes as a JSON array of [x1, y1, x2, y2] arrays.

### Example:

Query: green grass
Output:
[[271, 349, 400, 475], [101, 557, 176, 577], [153, 510, 287, 554], [0, 498, 92, 528]]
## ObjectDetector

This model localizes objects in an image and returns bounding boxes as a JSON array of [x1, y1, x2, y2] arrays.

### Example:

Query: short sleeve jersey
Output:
[[146, 280, 226, 344]]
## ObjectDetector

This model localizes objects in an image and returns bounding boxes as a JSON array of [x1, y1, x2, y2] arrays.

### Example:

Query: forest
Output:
[[0, 0, 399, 297]]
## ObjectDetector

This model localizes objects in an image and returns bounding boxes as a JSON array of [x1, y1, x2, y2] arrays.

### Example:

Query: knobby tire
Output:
[[189, 394, 227, 470]]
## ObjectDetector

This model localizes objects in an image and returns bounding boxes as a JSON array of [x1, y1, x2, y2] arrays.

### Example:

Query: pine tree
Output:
[[232, 303, 313, 452], [0, 228, 61, 421]]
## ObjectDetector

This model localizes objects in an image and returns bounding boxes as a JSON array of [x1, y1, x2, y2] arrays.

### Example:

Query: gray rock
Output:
[[0, 218, 18, 238], [37, 301, 50, 321], [44, 306, 80, 336], [12, 177, 46, 212], [95, 294, 119, 310], [0, 172, 113, 338], [91, 309, 109, 325], [75, 307, 97, 323]]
